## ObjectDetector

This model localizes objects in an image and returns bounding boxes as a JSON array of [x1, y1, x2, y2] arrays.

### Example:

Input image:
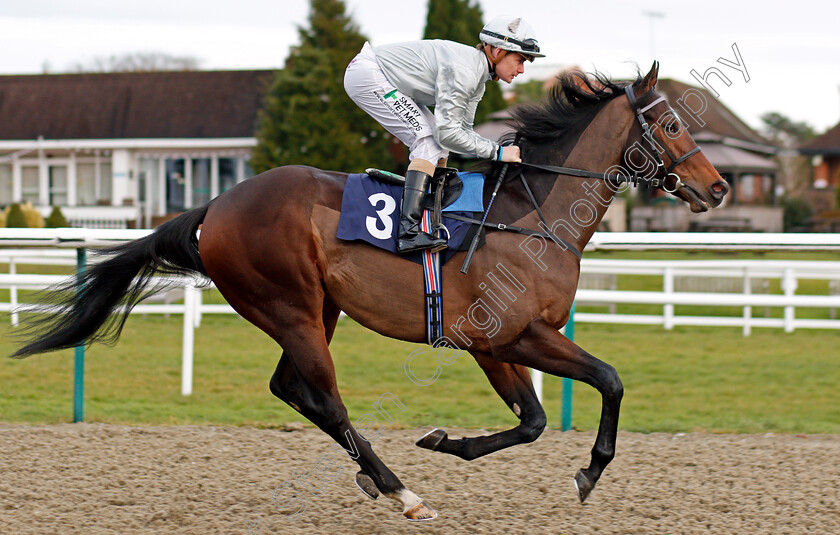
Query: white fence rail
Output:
[[576, 259, 840, 335]]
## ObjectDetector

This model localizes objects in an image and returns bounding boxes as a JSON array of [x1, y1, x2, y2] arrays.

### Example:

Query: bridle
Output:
[[515, 85, 704, 194], [623, 85, 702, 193]]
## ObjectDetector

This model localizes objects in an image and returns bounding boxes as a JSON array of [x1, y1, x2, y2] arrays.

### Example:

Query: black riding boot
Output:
[[397, 169, 448, 254]]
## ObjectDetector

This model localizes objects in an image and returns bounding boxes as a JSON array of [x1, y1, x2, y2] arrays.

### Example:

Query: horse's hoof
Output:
[[416, 428, 447, 451], [355, 471, 379, 500], [574, 469, 595, 503], [404, 501, 438, 522]]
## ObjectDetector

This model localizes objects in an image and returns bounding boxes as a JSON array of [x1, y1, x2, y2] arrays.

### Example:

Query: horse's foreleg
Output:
[[417, 351, 546, 460], [505, 318, 623, 503]]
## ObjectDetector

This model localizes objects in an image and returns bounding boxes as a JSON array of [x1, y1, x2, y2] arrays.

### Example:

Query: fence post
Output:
[[742, 266, 752, 336], [73, 248, 87, 423], [783, 267, 797, 333], [181, 282, 195, 396], [561, 302, 576, 431], [194, 285, 202, 328], [10, 258, 18, 327], [663, 266, 674, 330]]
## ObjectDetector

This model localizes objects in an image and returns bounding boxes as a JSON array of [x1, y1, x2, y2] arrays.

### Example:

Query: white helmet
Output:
[[479, 16, 545, 60]]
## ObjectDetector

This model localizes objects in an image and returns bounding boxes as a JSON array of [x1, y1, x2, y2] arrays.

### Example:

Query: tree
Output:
[[45, 206, 69, 228], [69, 52, 201, 73], [6, 203, 28, 228], [423, 0, 506, 125], [760, 112, 816, 147], [251, 0, 396, 174], [513, 79, 547, 105]]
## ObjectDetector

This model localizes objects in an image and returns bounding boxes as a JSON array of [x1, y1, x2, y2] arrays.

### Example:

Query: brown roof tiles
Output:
[[0, 70, 275, 140], [799, 122, 840, 155]]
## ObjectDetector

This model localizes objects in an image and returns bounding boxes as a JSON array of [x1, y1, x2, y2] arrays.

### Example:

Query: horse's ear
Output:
[[638, 61, 660, 93]]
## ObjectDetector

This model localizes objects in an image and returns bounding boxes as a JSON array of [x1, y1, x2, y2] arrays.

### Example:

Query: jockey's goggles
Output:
[[479, 30, 541, 54]]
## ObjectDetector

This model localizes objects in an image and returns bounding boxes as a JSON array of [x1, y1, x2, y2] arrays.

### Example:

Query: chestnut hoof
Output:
[[404, 501, 438, 521]]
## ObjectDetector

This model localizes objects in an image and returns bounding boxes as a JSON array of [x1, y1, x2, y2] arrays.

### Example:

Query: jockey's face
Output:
[[494, 50, 528, 83]]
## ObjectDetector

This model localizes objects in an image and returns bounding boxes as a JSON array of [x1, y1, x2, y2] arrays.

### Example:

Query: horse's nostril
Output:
[[709, 180, 729, 199]]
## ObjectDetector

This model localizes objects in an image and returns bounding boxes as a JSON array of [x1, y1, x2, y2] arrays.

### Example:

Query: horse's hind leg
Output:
[[262, 304, 436, 521], [502, 318, 623, 503], [417, 350, 546, 460]]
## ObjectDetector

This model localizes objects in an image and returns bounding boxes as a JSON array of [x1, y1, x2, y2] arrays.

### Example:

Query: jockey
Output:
[[344, 16, 544, 254]]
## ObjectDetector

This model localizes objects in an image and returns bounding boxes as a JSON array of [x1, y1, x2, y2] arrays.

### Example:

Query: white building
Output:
[[0, 70, 274, 228]]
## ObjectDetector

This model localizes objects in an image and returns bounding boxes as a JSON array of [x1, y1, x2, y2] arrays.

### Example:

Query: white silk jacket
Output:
[[372, 40, 499, 160]]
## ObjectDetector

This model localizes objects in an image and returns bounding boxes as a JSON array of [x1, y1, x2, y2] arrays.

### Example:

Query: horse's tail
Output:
[[10, 204, 211, 359]]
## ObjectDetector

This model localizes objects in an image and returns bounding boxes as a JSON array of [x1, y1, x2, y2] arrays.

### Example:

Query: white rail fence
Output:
[[2, 230, 840, 397], [576, 259, 840, 335]]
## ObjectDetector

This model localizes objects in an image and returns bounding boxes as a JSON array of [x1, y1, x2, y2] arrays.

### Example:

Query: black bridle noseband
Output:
[[515, 85, 703, 193], [623, 85, 702, 193]]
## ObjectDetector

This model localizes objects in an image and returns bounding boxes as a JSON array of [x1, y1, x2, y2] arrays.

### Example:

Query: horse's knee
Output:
[[520, 411, 547, 443], [600, 363, 623, 403], [269, 376, 282, 399]]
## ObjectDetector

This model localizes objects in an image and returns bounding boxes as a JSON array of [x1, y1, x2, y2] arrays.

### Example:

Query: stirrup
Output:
[[397, 233, 447, 255]]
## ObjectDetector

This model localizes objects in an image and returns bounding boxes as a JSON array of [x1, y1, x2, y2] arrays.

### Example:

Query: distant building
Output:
[[797, 121, 840, 227], [654, 79, 779, 206], [0, 70, 274, 227], [799, 122, 840, 190]]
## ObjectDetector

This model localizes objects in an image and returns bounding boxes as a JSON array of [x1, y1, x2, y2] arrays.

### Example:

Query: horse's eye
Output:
[[666, 122, 680, 135]]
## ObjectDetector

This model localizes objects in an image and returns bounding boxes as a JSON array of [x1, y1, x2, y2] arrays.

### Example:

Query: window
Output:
[[49, 165, 68, 205], [739, 174, 755, 203], [192, 158, 211, 206], [21, 166, 39, 205], [77, 164, 97, 205], [77, 160, 112, 205], [0, 164, 11, 205], [219, 158, 237, 193], [166, 159, 186, 212]]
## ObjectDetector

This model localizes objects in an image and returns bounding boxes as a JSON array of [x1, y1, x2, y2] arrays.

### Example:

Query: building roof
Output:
[[798, 121, 840, 155], [699, 142, 778, 174], [0, 70, 275, 140], [654, 79, 772, 147]]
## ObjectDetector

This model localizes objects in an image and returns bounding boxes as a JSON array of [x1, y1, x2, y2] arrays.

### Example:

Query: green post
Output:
[[561, 302, 576, 431], [73, 248, 86, 423]]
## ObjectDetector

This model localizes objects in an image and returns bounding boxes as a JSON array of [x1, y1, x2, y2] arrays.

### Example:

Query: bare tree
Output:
[[68, 52, 202, 73]]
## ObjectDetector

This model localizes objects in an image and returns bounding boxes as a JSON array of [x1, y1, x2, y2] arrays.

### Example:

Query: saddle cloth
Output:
[[336, 172, 485, 265]]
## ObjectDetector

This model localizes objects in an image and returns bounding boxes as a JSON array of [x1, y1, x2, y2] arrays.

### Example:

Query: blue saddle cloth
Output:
[[336, 172, 485, 265]]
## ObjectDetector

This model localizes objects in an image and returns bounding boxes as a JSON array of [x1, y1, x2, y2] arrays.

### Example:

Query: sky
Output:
[[1, 0, 839, 134]]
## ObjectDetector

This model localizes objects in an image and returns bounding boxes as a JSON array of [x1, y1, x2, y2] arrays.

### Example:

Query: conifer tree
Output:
[[6, 203, 28, 228], [45, 206, 69, 228], [423, 0, 506, 125], [251, 0, 396, 174]]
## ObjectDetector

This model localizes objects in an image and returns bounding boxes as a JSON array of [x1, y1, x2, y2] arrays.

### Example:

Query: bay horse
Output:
[[11, 63, 728, 521]]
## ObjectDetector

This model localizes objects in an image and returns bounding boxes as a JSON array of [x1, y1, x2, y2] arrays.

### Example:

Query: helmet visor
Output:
[[480, 29, 541, 54]]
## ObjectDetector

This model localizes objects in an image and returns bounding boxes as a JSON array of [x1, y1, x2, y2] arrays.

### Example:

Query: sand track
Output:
[[1, 424, 838, 534]]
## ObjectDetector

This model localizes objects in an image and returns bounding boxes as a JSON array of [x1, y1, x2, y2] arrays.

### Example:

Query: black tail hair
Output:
[[10, 204, 210, 359]]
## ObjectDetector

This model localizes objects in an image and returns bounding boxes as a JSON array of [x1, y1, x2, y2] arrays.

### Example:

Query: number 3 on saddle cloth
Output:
[[336, 170, 486, 344]]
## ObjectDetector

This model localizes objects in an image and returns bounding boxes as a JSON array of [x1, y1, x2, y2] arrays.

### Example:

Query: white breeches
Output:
[[344, 42, 448, 164]]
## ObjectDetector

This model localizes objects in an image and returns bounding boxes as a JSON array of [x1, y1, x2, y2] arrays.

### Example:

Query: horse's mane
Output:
[[500, 70, 648, 160]]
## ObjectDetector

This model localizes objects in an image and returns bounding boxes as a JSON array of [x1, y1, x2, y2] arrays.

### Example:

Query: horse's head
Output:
[[624, 62, 729, 212]]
